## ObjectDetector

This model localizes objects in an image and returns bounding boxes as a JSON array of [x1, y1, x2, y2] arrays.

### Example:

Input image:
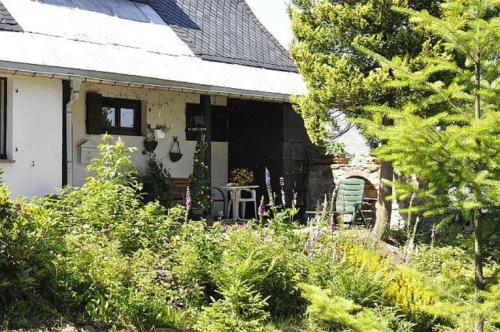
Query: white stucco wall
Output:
[[71, 83, 228, 187], [1, 75, 62, 197], [0, 77, 229, 197]]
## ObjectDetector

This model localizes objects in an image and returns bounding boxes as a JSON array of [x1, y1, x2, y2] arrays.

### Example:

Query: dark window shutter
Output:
[[185, 103, 202, 141], [86, 92, 103, 134]]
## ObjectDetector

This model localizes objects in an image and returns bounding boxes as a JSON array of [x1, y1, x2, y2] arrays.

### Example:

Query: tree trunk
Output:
[[373, 160, 393, 240], [473, 55, 484, 332], [474, 210, 485, 332]]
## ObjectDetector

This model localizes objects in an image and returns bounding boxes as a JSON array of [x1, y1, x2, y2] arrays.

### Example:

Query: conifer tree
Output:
[[189, 136, 211, 214], [289, 0, 442, 239], [355, 1, 499, 330]]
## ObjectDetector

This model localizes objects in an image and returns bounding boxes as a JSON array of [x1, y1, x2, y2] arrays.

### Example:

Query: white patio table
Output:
[[221, 185, 259, 221]]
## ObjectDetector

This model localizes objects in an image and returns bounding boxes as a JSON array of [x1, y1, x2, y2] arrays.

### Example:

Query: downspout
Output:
[[65, 78, 82, 187]]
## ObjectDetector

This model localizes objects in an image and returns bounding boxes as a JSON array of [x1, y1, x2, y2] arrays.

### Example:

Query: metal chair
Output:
[[211, 187, 226, 218]]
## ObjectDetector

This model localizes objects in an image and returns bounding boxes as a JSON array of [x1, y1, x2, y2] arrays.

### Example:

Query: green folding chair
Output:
[[335, 178, 370, 227]]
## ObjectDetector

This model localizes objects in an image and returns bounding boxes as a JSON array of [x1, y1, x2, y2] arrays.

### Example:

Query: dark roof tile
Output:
[[0, 1, 22, 32], [150, 0, 297, 72]]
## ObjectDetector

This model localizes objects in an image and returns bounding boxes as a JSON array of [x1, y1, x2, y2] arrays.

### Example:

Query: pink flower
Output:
[[185, 186, 192, 211], [263, 234, 272, 243], [304, 228, 322, 251], [258, 196, 266, 217]]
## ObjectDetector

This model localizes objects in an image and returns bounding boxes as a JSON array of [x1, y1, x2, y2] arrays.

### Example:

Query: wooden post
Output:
[[201, 94, 212, 187]]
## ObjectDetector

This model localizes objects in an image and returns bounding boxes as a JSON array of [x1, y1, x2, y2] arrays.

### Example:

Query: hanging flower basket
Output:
[[152, 123, 171, 140], [170, 152, 182, 162], [153, 129, 166, 140], [144, 139, 158, 152], [169, 136, 183, 162]]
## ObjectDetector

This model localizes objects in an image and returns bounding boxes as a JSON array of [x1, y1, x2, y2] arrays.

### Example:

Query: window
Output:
[[0, 78, 7, 159], [185, 103, 228, 142], [86, 93, 142, 135]]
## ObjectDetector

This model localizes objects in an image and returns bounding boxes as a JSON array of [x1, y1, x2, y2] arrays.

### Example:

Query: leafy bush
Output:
[[140, 155, 176, 208], [300, 283, 393, 332], [384, 267, 441, 329], [210, 224, 306, 318], [195, 279, 273, 332], [0, 186, 60, 326], [305, 229, 391, 306], [0, 137, 496, 331]]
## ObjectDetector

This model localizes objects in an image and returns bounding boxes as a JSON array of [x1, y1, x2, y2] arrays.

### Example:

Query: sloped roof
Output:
[[0, 0, 305, 99], [0, 0, 296, 72], [0, 1, 21, 31], [149, 0, 297, 72]]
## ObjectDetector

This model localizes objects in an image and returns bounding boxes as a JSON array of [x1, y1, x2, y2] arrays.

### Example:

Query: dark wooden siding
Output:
[[282, 103, 310, 208], [228, 100, 310, 212]]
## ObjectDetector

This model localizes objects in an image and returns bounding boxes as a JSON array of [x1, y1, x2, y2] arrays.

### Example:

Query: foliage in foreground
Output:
[[0, 139, 498, 331]]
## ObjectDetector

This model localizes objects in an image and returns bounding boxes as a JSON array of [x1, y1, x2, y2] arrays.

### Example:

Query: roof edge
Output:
[[0, 60, 294, 102]]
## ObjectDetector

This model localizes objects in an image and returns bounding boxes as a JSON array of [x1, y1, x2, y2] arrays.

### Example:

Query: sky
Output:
[[245, 0, 293, 48]]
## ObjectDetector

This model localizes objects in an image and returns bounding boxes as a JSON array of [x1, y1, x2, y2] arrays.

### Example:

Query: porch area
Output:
[[69, 81, 310, 221]]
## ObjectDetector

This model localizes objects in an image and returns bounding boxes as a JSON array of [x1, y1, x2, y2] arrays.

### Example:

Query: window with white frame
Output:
[[0, 78, 7, 159]]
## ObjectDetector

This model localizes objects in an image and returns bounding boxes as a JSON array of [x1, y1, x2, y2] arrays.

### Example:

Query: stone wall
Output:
[[307, 153, 403, 228], [331, 154, 380, 189]]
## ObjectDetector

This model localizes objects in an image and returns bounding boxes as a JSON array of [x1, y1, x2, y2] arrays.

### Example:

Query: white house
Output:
[[0, 0, 311, 207]]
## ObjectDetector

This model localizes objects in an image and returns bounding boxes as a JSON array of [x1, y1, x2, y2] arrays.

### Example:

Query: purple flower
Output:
[[258, 196, 266, 217], [185, 186, 192, 211], [330, 221, 337, 233], [304, 228, 323, 251]]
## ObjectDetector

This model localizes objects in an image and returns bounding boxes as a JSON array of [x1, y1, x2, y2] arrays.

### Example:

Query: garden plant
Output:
[[0, 137, 498, 331]]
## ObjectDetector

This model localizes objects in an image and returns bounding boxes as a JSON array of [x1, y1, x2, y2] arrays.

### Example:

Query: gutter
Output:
[[65, 78, 82, 187], [0, 61, 294, 102]]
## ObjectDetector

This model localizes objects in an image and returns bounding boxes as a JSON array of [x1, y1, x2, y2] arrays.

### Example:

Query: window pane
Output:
[[103, 107, 116, 127], [120, 108, 135, 128]]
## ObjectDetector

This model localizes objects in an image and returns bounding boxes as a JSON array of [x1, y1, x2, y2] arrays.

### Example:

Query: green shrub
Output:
[[408, 245, 499, 331], [305, 230, 392, 307], [211, 224, 306, 319], [54, 233, 185, 329], [140, 155, 176, 208], [384, 267, 441, 330], [0, 136, 494, 331], [300, 283, 392, 332], [195, 280, 274, 332], [167, 220, 223, 308], [0, 185, 61, 326]]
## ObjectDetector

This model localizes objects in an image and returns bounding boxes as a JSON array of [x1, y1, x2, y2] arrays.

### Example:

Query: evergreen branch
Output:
[[393, 7, 478, 62], [354, 43, 468, 116]]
